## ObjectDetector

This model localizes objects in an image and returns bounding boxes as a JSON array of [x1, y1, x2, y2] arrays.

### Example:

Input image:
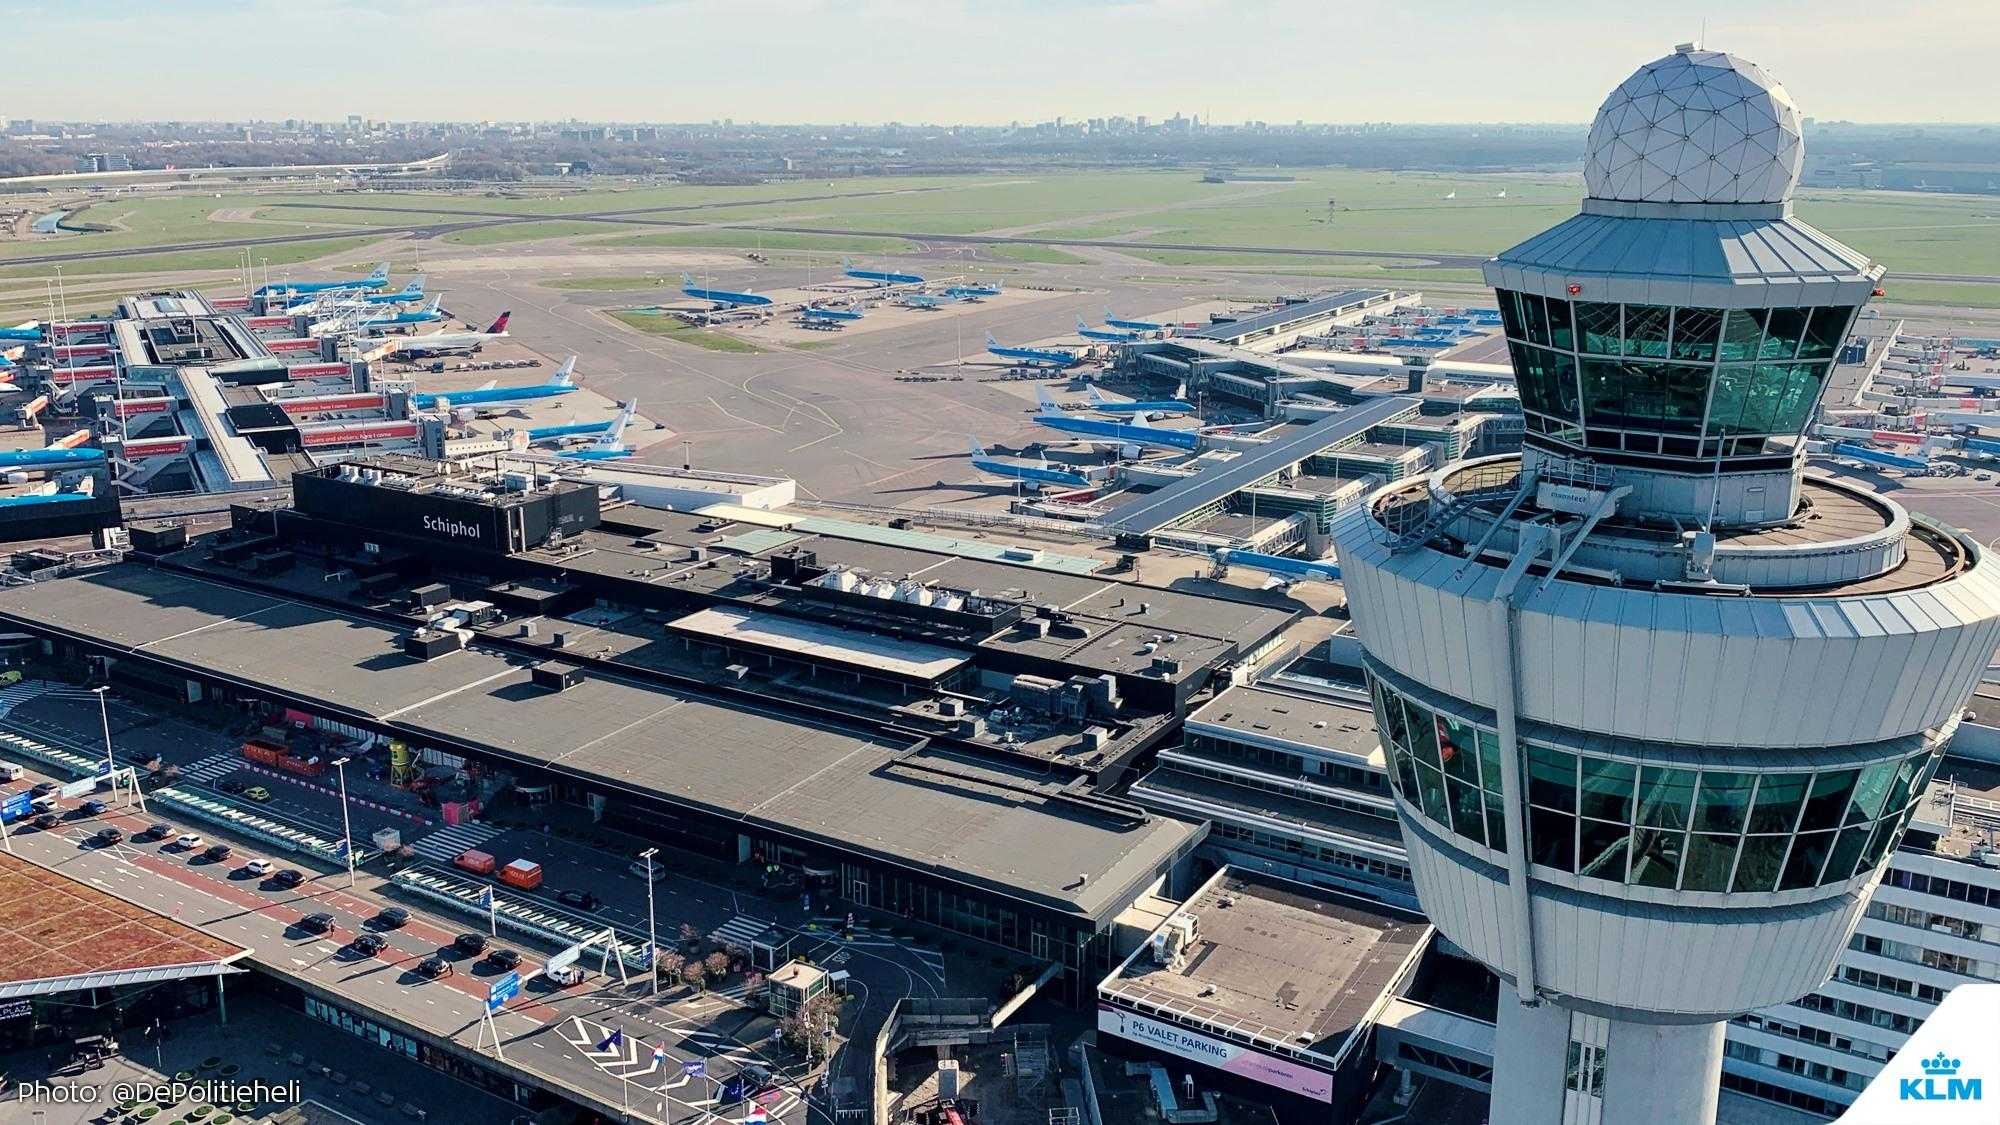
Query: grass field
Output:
[[1876, 279, 2000, 310], [0, 235, 383, 279], [440, 220, 619, 246], [986, 244, 1089, 265], [589, 229, 920, 254], [608, 309, 762, 352]]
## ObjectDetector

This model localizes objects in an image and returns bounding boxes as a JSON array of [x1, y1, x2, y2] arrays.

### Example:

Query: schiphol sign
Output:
[[1839, 984, 1998, 1122], [1097, 1006, 1333, 1103]]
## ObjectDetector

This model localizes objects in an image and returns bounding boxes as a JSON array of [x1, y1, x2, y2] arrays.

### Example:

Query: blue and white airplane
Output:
[[362, 275, 426, 305], [1033, 388, 1199, 452], [360, 296, 445, 329], [681, 273, 771, 308], [1085, 385, 1195, 418], [0, 322, 44, 342], [987, 333, 1080, 368], [842, 258, 923, 286], [968, 439, 1090, 490], [526, 399, 636, 445], [801, 305, 864, 323], [1077, 318, 1140, 343], [551, 407, 638, 460], [1212, 547, 1341, 587], [944, 283, 1002, 300], [901, 295, 948, 310], [258, 262, 391, 296], [1104, 307, 1167, 331], [410, 355, 576, 415]]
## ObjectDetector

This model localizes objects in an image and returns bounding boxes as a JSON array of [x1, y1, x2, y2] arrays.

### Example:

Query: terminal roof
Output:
[[0, 567, 1197, 920], [1189, 686, 1381, 762], [1100, 869, 1427, 1062]]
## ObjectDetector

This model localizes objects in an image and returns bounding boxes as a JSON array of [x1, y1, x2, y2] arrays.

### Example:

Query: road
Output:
[[0, 686, 984, 1125]]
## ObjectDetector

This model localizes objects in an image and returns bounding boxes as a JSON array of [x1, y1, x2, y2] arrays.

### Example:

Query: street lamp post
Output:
[[641, 847, 659, 996], [92, 684, 116, 785], [330, 757, 356, 888]]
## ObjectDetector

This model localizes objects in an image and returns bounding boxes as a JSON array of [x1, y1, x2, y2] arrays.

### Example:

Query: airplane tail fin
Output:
[[551, 355, 577, 386], [426, 295, 442, 314], [1087, 386, 1108, 405], [405, 274, 426, 295], [1034, 387, 1058, 413], [484, 311, 511, 335], [368, 262, 390, 283], [605, 401, 635, 443], [968, 437, 986, 459], [986, 332, 1000, 348], [1078, 318, 1090, 333]]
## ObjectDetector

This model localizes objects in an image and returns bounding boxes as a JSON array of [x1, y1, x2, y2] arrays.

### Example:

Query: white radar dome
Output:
[[1582, 46, 1804, 206]]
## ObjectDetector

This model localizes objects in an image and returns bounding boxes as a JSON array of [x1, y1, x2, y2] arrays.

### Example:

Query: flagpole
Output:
[[488, 883, 497, 936]]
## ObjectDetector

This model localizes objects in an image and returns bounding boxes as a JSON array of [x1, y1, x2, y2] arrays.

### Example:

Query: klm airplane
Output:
[[986, 333, 1080, 368], [258, 262, 391, 296], [409, 356, 576, 414], [968, 440, 1090, 490], [0, 322, 41, 342], [801, 305, 864, 322], [553, 408, 637, 461], [1033, 389, 1199, 452], [681, 273, 771, 308], [1086, 386, 1195, 418], [1212, 548, 1341, 586], [362, 276, 427, 305], [842, 258, 924, 285], [360, 296, 445, 329], [944, 283, 1002, 300], [1104, 307, 1167, 331], [1077, 318, 1140, 343], [902, 295, 948, 310], [526, 399, 637, 445]]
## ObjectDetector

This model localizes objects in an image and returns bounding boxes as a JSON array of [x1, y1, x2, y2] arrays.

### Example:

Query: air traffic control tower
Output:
[[1335, 46, 2000, 1125]]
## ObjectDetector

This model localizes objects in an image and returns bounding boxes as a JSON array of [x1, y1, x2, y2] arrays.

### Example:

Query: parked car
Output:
[[202, 844, 232, 862], [271, 869, 304, 889], [454, 933, 488, 955], [351, 933, 388, 956], [374, 907, 410, 929], [138, 823, 172, 842], [94, 827, 124, 846], [78, 800, 106, 816], [175, 833, 204, 851], [30, 813, 57, 830], [299, 912, 336, 934], [245, 859, 273, 877], [484, 948, 522, 971], [29, 781, 57, 797], [418, 956, 453, 978], [217, 779, 248, 794]]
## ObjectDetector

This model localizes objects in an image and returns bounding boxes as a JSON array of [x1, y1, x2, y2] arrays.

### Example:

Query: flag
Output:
[[746, 1106, 767, 1124], [477, 887, 494, 908], [652, 1044, 665, 1065], [597, 1027, 623, 1052]]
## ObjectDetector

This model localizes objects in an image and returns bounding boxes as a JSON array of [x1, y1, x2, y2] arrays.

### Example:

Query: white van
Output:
[[0, 764, 21, 783]]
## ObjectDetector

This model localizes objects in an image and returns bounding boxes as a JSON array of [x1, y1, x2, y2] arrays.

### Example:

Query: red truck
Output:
[[240, 738, 325, 778]]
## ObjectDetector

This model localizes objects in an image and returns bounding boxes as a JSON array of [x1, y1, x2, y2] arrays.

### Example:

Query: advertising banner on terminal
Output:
[[1097, 1006, 1333, 1103]]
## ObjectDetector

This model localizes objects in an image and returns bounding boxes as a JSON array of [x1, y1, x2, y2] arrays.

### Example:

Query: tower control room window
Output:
[[1366, 671, 1933, 895]]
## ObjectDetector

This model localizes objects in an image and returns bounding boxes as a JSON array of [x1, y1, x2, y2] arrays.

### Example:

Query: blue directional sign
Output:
[[682, 1059, 706, 1078], [0, 791, 30, 824], [486, 970, 521, 1012]]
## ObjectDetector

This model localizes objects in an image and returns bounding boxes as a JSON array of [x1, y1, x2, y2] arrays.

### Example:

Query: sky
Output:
[[8, 0, 1998, 126]]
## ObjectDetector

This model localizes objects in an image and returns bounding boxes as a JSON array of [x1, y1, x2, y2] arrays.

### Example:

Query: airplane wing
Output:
[[476, 380, 498, 392]]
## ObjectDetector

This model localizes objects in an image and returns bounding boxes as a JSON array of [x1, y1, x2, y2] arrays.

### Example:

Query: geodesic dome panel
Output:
[[1582, 49, 1804, 206]]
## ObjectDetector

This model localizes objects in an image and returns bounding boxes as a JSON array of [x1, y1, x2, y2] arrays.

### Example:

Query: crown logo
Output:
[[1923, 1053, 1963, 1076]]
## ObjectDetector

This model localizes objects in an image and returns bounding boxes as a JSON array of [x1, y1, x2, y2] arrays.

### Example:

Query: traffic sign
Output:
[[682, 1059, 706, 1078], [0, 791, 30, 824], [486, 970, 521, 1012], [59, 777, 95, 799]]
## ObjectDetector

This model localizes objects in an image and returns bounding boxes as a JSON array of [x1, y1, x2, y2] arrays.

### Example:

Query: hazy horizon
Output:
[[13, 0, 2000, 127]]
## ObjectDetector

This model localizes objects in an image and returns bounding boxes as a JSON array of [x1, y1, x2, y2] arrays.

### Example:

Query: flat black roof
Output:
[[1190, 290, 1389, 343], [0, 566, 1198, 921]]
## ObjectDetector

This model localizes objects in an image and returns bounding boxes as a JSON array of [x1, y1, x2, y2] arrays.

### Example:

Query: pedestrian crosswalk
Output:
[[708, 914, 772, 949], [409, 820, 505, 863], [0, 680, 54, 718], [180, 753, 239, 784]]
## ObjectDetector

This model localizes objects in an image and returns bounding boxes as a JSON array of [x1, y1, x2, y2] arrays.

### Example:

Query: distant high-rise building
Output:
[[1336, 44, 2000, 1125]]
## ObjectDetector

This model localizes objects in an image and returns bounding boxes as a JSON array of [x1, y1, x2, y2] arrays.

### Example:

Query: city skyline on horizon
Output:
[[11, 0, 1998, 127]]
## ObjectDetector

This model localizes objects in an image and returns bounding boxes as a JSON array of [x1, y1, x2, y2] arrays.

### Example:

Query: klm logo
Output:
[[1901, 1051, 1983, 1102]]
